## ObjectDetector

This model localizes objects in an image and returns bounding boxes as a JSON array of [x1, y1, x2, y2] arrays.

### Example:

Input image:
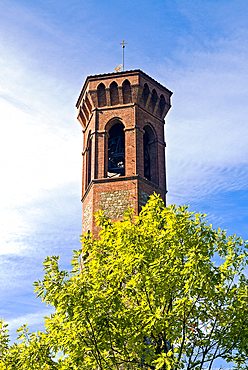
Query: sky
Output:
[[1, 0, 248, 363]]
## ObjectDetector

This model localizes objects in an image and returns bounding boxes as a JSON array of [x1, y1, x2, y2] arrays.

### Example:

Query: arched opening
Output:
[[143, 125, 158, 184], [122, 80, 132, 104], [151, 89, 158, 112], [142, 84, 150, 106], [110, 81, 119, 106], [86, 134, 92, 187], [97, 83, 106, 107], [159, 95, 166, 118], [108, 122, 125, 177]]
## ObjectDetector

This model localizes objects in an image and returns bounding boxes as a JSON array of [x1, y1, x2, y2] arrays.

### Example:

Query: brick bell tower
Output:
[[76, 69, 172, 235]]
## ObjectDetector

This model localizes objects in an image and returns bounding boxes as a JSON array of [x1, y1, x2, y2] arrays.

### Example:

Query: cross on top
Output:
[[120, 40, 127, 48], [120, 40, 127, 71]]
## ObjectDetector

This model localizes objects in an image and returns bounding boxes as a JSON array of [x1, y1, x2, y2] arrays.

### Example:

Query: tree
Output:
[[1, 194, 248, 369]]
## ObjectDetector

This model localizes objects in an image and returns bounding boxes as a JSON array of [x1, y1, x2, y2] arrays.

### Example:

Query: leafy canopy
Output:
[[1, 195, 248, 369]]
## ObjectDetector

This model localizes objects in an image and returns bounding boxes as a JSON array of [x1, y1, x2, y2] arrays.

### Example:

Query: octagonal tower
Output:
[[76, 69, 172, 235]]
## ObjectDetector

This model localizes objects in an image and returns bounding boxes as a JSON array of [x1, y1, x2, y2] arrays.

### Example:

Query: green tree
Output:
[[1, 195, 248, 369]]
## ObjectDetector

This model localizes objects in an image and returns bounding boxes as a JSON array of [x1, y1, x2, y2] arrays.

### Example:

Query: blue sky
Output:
[[1, 0, 248, 362]]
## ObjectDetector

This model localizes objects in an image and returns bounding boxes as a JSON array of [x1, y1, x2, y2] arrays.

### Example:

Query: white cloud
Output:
[[0, 43, 82, 257], [0, 97, 80, 201]]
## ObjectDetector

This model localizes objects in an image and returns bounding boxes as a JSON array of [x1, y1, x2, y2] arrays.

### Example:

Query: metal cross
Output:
[[120, 40, 127, 71]]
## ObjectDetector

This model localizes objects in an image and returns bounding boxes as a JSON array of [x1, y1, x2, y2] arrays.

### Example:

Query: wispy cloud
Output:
[[0, 39, 82, 256], [158, 28, 248, 205]]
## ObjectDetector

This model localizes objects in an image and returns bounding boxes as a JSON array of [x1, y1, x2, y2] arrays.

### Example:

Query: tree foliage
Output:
[[1, 195, 248, 369]]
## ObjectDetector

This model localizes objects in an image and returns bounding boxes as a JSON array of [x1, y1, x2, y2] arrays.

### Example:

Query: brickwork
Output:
[[76, 69, 172, 235]]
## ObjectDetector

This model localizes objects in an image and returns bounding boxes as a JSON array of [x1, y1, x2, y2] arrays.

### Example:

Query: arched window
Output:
[[86, 134, 92, 187], [108, 122, 125, 177], [97, 83, 106, 107], [142, 84, 150, 106], [143, 125, 158, 184], [159, 94, 166, 118], [110, 81, 119, 106], [122, 80, 132, 104], [151, 89, 158, 112]]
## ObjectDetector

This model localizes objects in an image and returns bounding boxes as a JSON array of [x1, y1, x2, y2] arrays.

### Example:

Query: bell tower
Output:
[[76, 69, 172, 235]]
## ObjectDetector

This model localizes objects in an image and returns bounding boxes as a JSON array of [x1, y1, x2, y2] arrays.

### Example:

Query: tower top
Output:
[[76, 69, 172, 110]]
